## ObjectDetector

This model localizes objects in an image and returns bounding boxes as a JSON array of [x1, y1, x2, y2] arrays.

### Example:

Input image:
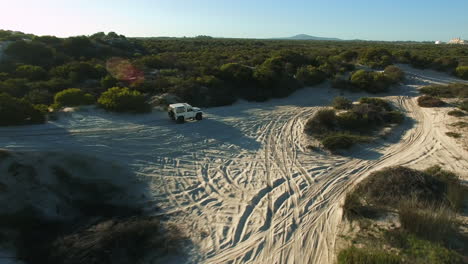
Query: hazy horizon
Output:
[[1, 0, 467, 41]]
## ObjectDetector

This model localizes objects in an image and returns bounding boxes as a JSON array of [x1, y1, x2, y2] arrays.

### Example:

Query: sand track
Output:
[[0, 66, 467, 264]]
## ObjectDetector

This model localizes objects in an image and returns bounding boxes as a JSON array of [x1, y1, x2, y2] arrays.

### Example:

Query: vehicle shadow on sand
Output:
[[167, 117, 262, 151]]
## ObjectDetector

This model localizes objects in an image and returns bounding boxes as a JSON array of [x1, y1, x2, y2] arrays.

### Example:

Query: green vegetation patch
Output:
[[332, 96, 353, 110], [0, 92, 45, 126], [386, 232, 463, 264], [53, 88, 95, 108], [340, 166, 467, 264], [305, 97, 404, 151], [459, 100, 468, 111], [455, 66, 468, 80], [450, 121, 468, 128], [417, 95, 445, 107], [447, 110, 465, 117], [321, 133, 371, 151], [98, 87, 151, 113], [337, 247, 402, 264], [445, 132, 461, 138], [420, 83, 468, 98]]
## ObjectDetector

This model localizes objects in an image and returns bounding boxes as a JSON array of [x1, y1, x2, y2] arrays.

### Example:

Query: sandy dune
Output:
[[0, 66, 467, 264]]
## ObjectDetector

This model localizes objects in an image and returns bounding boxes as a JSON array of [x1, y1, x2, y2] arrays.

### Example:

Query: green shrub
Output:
[[384, 111, 405, 124], [424, 165, 467, 211], [331, 76, 353, 90], [342, 191, 378, 220], [295, 65, 326, 86], [332, 96, 352, 110], [459, 100, 468, 111], [15, 65, 47, 81], [321, 133, 370, 151], [353, 167, 446, 208], [445, 132, 461, 138], [33, 104, 49, 114], [447, 110, 465, 117], [450, 121, 468, 128], [350, 70, 373, 90], [350, 70, 391, 93], [432, 57, 458, 72], [219, 63, 254, 84], [47, 218, 186, 264], [358, 97, 393, 111], [25, 89, 53, 105], [417, 96, 444, 107], [399, 201, 458, 243], [98, 87, 150, 113], [336, 111, 368, 130], [384, 65, 405, 84], [455, 66, 468, 80], [359, 48, 393, 69], [337, 247, 402, 264], [54, 88, 94, 107], [386, 232, 463, 264], [0, 93, 45, 126], [420, 83, 468, 98], [304, 109, 337, 135], [100, 75, 118, 89]]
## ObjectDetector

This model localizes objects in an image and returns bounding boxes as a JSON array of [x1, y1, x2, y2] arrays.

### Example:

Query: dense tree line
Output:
[[1, 29, 468, 125]]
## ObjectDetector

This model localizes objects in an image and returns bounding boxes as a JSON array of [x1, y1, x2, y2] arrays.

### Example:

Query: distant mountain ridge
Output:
[[276, 34, 343, 41]]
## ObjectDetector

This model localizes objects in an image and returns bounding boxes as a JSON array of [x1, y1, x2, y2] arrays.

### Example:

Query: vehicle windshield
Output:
[[175, 106, 185, 113]]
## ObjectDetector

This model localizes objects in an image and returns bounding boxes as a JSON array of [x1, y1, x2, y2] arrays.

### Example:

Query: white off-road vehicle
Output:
[[168, 103, 203, 123]]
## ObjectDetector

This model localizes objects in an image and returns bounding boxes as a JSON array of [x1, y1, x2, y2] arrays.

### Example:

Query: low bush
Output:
[[295, 65, 326, 86], [0, 92, 45, 126], [15, 65, 47, 81], [350, 70, 392, 93], [336, 111, 369, 130], [352, 167, 445, 209], [98, 87, 150, 113], [455, 66, 468, 80], [304, 109, 337, 135], [450, 121, 468, 128], [321, 133, 370, 151], [399, 200, 458, 243], [447, 110, 465, 117], [358, 48, 393, 69], [424, 165, 467, 211], [305, 98, 403, 151], [337, 247, 402, 264], [54, 88, 94, 108], [332, 96, 352, 110], [386, 232, 463, 264], [459, 100, 468, 111], [384, 65, 405, 84], [344, 166, 467, 216], [417, 95, 444, 107], [358, 97, 393, 111], [47, 217, 186, 264], [331, 76, 353, 90], [446, 132, 461, 138], [384, 111, 405, 124], [420, 83, 468, 98]]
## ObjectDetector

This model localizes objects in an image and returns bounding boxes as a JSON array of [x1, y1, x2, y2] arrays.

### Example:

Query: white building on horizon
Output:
[[448, 37, 466, 45]]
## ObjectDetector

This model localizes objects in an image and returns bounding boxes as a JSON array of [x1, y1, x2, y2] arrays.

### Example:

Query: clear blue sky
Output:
[[1, 0, 467, 41]]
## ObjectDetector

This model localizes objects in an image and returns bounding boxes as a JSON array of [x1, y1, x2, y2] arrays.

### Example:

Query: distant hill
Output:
[[275, 34, 343, 41]]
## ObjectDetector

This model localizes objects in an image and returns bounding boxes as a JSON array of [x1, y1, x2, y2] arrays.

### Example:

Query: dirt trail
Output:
[[0, 66, 467, 264]]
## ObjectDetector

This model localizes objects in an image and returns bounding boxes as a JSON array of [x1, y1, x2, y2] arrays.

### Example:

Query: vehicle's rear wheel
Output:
[[177, 116, 185, 124], [195, 113, 203, 120], [168, 111, 175, 120]]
